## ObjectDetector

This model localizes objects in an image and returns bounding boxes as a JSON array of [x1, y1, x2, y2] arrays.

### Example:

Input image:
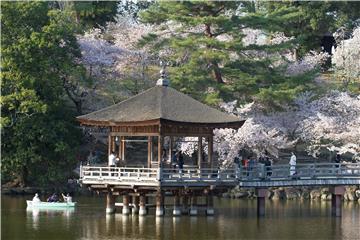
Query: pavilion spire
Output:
[[156, 60, 170, 87]]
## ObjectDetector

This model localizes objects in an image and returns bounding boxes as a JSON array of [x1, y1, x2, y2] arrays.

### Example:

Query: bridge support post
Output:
[[330, 186, 345, 217], [206, 192, 214, 216], [156, 191, 164, 216], [132, 196, 139, 215], [256, 188, 267, 217], [106, 191, 116, 214], [182, 195, 189, 215], [122, 194, 130, 215], [189, 195, 198, 216], [139, 194, 147, 216], [173, 193, 181, 216]]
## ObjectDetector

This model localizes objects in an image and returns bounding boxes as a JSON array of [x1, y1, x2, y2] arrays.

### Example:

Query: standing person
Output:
[[172, 151, 178, 169], [108, 151, 116, 167], [162, 148, 167, 166], [108, 151, 116, 176], [178, 151, 184, 172], [335, 153, 341, 167], [265, 156, 272, 177], [289, 152, 297, 176], [243, 157, 250, 177]]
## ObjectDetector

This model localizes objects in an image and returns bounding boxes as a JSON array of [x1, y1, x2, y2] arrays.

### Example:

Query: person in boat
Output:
[[47, 193, 59, 202], [32, 193, 41, 203], [62, 193, 73, 203]]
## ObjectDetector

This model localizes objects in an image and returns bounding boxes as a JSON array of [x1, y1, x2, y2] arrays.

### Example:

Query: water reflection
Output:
[[26, 207, 75, 230], [2, 196, 360, 240]]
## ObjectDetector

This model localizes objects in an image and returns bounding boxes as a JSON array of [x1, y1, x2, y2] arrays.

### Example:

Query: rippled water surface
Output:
[[2, 195, 360, 240]]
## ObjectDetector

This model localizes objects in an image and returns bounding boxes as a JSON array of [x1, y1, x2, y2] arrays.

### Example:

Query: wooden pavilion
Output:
[[77, 70, 245, 216]]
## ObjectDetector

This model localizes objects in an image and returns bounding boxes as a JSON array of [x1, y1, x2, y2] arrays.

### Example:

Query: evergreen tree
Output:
[[265, 1, 360, 57], [52, 1, 120, 29], [1, 2, 82, 186], [139, 1, 315, 107]]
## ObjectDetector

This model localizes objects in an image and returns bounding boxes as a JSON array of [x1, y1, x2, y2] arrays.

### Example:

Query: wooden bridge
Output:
[[80, 162, 360, 188], [80, 162, 360, 217]]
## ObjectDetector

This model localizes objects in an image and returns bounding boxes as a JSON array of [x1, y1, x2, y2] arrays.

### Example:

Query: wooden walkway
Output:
[[80, 163, 360, 188]]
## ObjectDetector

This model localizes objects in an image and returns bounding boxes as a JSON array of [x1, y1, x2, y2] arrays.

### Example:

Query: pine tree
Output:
[[265, 1, 360, 57], [139, 1, 315, 107]]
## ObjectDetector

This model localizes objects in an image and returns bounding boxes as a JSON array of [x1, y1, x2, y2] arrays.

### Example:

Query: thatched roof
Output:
[[77, 86, 245, 128]]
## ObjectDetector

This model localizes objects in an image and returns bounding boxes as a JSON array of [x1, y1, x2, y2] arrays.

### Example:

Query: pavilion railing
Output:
[[79, 163, 360, 185]]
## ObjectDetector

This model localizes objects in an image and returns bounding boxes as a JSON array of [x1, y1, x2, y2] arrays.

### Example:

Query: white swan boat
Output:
[[26, 200, 77, 208]]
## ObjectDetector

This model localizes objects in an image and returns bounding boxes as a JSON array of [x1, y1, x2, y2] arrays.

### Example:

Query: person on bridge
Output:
[[172, 151, 178, 169], [335, 154, 341, 168], [178, 151, 184, 172], [108, 151, 116, 167], [289, 152, 297, 176]]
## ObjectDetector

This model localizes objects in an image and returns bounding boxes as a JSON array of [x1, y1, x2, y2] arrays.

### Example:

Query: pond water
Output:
[[2, 195, 360, 240]]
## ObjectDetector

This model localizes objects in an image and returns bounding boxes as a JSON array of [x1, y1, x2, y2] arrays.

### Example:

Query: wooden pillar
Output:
[[173, 192, 181, 216], [190, 195, 198, 216], [158, 136, 163, 166], [122, 194, 130, 215], [256, 188, 267, 217], [118, 136, 122, 160], [121, 136, 125, 161], [106, 191, 116, 214], [331, 186, 345, 217], [108, 135, 112, 157], [148, 136, 152, 168], [206, 192, 214, 215], [198, 137, 203, 168], [169, 136, 173, 163], [132, 196, 139, 215], [208, 135, 213, 168], [156, 191, 164, 216], [111, 136, 116, 152], [182, 195, 189, 215], [139, 194, 147, 216]]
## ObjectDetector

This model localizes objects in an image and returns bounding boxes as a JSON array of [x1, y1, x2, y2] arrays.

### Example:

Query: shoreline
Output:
[[2, 185, 360, 203]]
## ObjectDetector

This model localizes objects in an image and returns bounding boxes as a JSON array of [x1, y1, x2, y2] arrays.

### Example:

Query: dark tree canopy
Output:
[[1, 1, 82, 186]]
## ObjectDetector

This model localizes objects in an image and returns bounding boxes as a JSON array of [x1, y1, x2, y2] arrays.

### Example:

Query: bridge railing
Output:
[[160, 168, 237, 183], [80, 163, 360, 185], [238, 163, 360, 181]]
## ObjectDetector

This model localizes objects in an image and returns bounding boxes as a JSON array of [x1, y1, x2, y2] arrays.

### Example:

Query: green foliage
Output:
[[1, 2, 82, 186], [139, 1, 313, 107], [265, 1, 360, 56], [68, 1, 119, 29]]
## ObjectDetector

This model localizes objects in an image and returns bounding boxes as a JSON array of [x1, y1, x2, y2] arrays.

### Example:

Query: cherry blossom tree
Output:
[[298, 91, 360, 157], [179, 90, 360, 167], [75, 16, 157, 112], [332, 26, 360, 89]]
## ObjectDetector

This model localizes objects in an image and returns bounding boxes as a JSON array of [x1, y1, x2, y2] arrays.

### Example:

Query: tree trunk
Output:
[[212, 61, 224, 84], [204, 24, 224, 84], [20, 166, 28, 187]]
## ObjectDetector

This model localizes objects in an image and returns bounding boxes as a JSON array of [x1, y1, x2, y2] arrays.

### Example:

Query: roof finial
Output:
[[156, 60, 170, 87]]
